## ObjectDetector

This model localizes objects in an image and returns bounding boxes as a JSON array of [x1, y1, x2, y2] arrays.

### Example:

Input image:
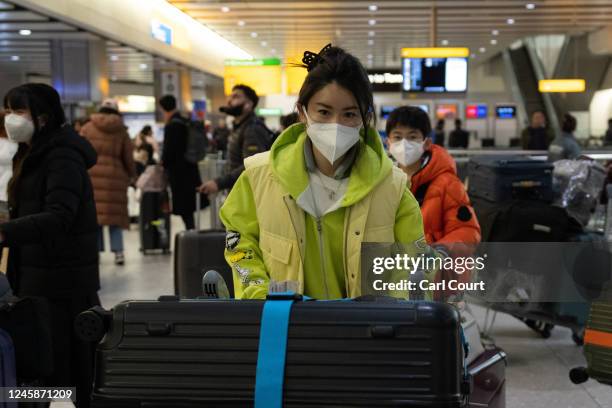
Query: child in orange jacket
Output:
[[386, 106, 481, 300]]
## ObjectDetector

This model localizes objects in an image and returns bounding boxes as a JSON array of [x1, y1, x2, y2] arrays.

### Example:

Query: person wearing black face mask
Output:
[[198, 84, 272, 194]]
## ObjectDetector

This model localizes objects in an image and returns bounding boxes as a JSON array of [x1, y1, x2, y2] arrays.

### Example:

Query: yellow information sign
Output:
[[538, 79, 586, 93], [224, 58, 282, 96], [401, 47, 470, 59]]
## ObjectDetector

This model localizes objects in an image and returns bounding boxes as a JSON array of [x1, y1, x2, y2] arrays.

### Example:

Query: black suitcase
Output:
[[174, 229, 234, 298], [468, 155, 554, 203], [80, 296, 468, 407], [471, 198, 581, 243], [139, 191, 171, 254]]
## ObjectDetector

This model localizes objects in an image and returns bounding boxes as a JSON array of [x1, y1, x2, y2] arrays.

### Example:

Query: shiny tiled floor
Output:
[[54, 209, 612, 407]]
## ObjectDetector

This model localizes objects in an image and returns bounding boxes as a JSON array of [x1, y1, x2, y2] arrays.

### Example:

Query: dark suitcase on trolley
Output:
[[83, 297, 468, 407], [139, 191, 171, 254], [174, 229, 234, 298], [468, 156, 554, 203]]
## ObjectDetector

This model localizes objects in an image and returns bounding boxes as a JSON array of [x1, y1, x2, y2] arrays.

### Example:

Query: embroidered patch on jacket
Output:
[[457, 206, 473, 222], [226, 231, 240, 250], [228, 250, 253, 264]]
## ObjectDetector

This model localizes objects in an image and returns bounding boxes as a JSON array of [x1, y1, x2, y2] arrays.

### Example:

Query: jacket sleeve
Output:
[[0, 149, 85, 246], [219, 171, 269, 299], [216, 124, 269, 190], [435, 179, 481, 248], [122, 133, 137, 180]]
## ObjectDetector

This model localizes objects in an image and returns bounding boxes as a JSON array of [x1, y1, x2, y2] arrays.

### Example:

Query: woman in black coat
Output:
[[0, 84, 100, 408]]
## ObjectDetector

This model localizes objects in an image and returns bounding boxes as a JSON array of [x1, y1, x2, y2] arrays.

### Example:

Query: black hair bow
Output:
[[302, 43, 332, 72]]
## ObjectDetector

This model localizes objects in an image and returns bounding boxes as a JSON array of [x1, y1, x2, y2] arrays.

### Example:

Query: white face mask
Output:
[[389, 139, 424, 166], [304, 111, 361, 165], [4, 113, 34, 144]]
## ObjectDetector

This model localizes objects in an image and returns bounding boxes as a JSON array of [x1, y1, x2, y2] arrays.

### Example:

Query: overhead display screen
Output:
[[435, 104, 458, 120], [402, 57, 468, 93], [496, 105, 517, 119], [466, 104, 488, 119]]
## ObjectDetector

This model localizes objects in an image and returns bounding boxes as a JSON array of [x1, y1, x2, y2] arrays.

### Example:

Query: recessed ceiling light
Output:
[[367, 54, 373, 59], [479, 47, 486, 53], [110, 55, 119, 61], [221, 6, 230, 12], [507, 18, 515, 24], [441, 39, 449, 45], [139, 63, 148, 70], [368, 31, 376, 37], [250, 32, 258, 38], [111, 75, 117, 81], [526, 3, 536, 10], [237, 20, 245, 27], [261, 41, 267, 47], [368, 39, 374, 45], [369, 19, 376, 26], [490, 39, 498, 45], [10, 55, 19, 61], [492, 29, 499, 36], [19, 29, 31, 36], [369, 4, 378, 12]]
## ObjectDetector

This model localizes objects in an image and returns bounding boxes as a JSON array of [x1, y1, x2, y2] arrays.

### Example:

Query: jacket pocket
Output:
[[363, 224, 395, 243], [259, 230, 295, 281]]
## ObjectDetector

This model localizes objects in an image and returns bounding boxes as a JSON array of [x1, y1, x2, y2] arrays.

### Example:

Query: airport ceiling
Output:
[[171, 0, 612, 67], [0, 1, 195, 84], [0, 0, 610, 84]]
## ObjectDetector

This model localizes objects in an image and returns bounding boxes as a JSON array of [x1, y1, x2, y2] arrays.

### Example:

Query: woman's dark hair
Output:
[[141, 125, 153, 136], [3, 83, 66, 206], [385, 106, 431, 137], [297, 46, 374, 131], [562, 113, 577, 133], [435, 119, 444, 131]]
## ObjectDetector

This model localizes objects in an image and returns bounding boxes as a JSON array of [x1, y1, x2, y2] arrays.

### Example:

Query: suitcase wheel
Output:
[[523, 319, 554, 338], [74, 306, 111, 343], [569, 367, 589, 384], [572, 329, 585, 346]]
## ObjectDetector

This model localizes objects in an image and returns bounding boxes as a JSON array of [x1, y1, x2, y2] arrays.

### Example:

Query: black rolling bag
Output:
[[174, 229, 234, 298], [139, 191, 171, 254], [174, 193, 233, 298], [468, 155, 554, 203], [78, 296, 470, 408]]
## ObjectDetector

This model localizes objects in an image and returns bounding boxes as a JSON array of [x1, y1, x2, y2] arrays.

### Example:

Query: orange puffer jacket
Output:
[[410, 145, 481, 300], [410, 144, 481, 248]]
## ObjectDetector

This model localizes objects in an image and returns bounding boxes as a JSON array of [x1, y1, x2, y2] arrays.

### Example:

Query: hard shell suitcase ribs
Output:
[[79, 297, 470, 407]]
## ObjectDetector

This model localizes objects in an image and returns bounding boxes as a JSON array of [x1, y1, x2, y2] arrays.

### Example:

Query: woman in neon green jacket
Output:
[[220, 45, 428, 299]]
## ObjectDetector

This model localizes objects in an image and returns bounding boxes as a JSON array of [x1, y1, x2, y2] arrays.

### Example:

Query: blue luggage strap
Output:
[[255, 292, 303, 408]]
